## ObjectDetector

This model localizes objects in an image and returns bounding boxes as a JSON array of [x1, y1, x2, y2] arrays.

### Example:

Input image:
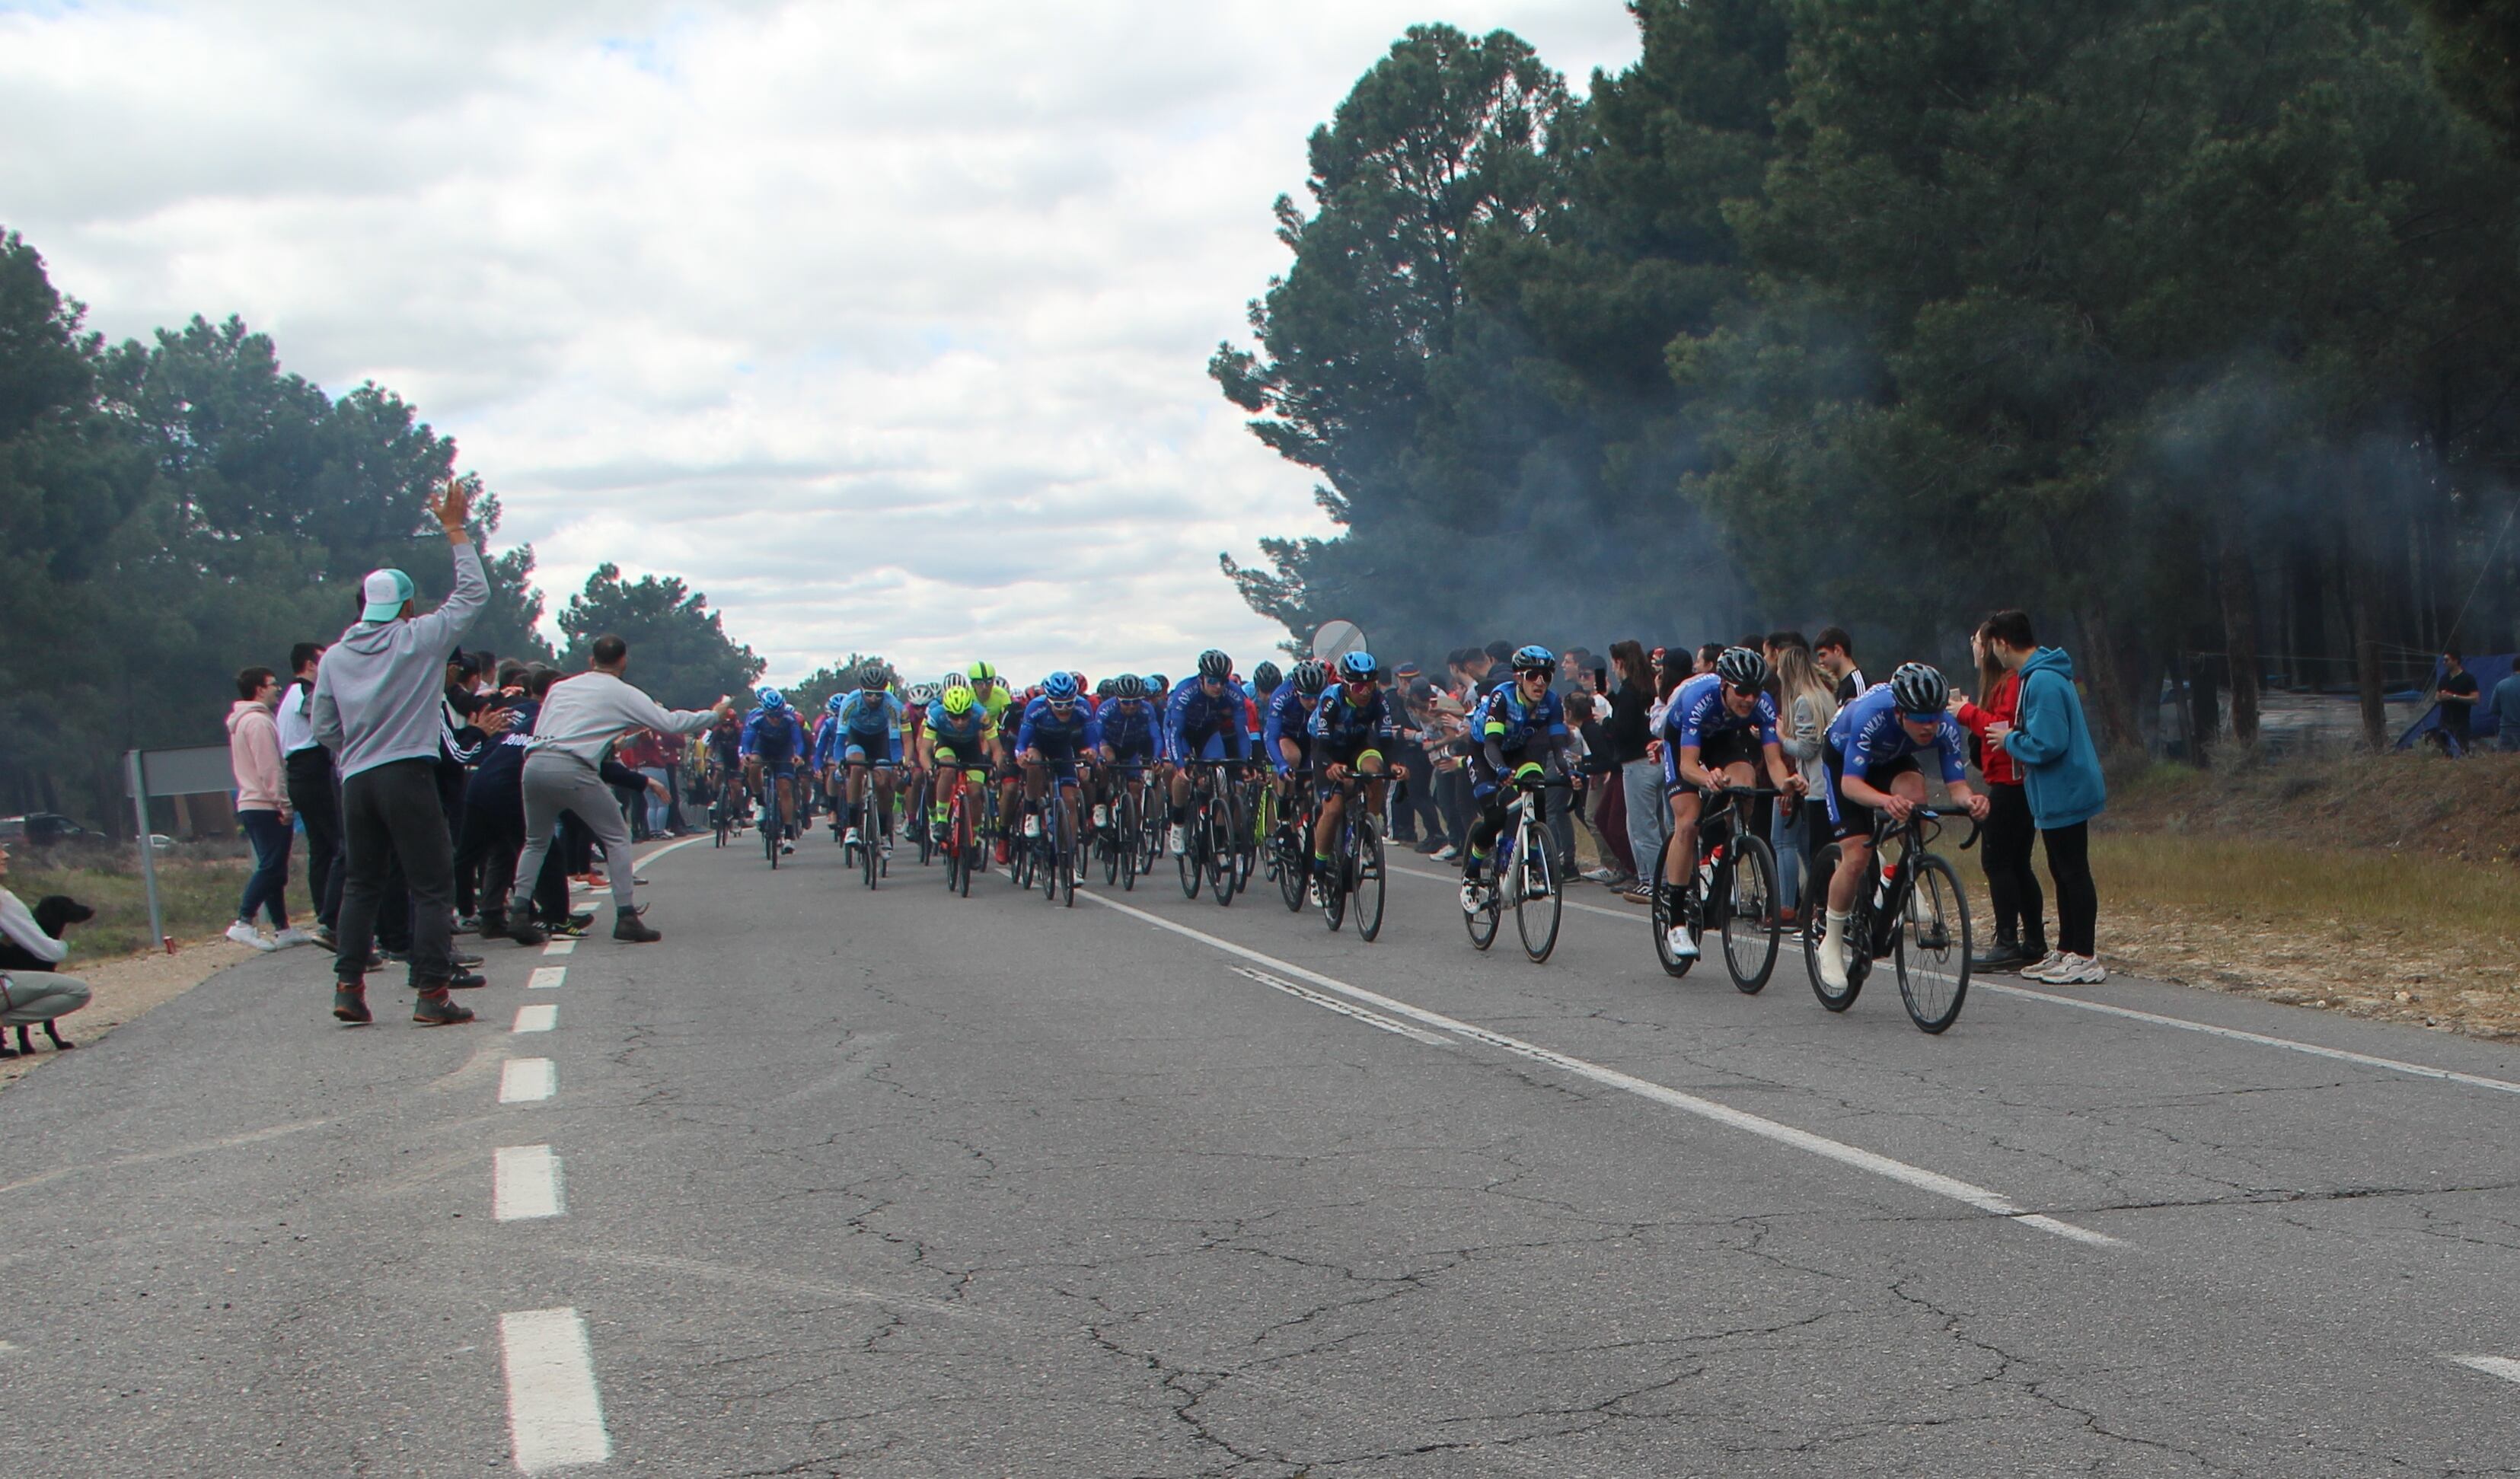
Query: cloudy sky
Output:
[[2, 1, 1639, 685]]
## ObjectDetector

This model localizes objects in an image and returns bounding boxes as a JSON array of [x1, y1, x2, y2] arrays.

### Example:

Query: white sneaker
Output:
[[2038, 952, 2107, 985], [271, 926, 317, 949], [882, 838, 895, 856], [1163, 824, 1181, 854], [1664, 926, 1699, 960], [1432, 844, 1460, 862], [1092, 804, 1109, 827], [1023, 814, 1041, 839], [225, 922, 276, 952], [1459, 881, 1488, 915], [2018, 950, 2065, 980], [780, 840, 796, 855]]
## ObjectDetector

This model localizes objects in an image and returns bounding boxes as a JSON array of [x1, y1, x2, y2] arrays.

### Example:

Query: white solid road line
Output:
[[513, 1003, 558, 1034], [2448, 1354, 2520, 1385], [1230, 964, 1456, 1046], [493, 1145, 564, 1221], [500, 1058, 557, 1104], [528, 967, 568, 990], [1389, 862, 2520, 1098], [542, 939, 576, 958], [1080, 887, 2117, 1247], [499, 1307, 612, 1473]]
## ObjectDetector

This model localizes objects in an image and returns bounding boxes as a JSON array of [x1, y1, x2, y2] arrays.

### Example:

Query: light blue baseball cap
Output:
[[361, 568, 416, 623]]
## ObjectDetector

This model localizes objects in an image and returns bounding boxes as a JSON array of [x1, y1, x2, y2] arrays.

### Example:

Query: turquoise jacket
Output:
[[2000, 647, 2107, 830]]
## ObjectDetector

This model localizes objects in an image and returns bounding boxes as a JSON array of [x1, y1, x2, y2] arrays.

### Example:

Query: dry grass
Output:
[[5, 840, 285, 958]]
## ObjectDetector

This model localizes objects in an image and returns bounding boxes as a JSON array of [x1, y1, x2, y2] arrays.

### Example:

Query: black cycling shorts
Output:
[[1821, 743, 1919, 840]]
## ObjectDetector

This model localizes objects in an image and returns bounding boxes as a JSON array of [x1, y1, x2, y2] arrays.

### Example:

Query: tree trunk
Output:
[[2346, 545, 2388, 752], [2218, 543, 2262, 744], [2075, 596, 2140, 754]]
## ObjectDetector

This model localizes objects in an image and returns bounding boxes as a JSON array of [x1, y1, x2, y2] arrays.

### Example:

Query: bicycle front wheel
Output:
[[1516, 832, 1561, 963], [1648, 837, 1694, 980], [1353, 821, 1386, 942], [764, 795, 780, 869], [1895, 853, 1971, 1033], [1206, 802, 1239, 906], [1803, 843, 1861, 1012], [1721, 834, 1780, 994]]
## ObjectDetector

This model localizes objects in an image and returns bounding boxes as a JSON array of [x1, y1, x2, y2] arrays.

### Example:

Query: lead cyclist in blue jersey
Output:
[[1162, 649, 1252, 853], [1091, 674, 1160, 831], [742, 687, 805, 854], [1307, 651, 1403, 904], [1657, 646, 1806, 961], [1016, 671, 1103, 843], [1814, 663, 1990, 989], [826, 663, 908, 854], [1459, 645, 1579, 912]]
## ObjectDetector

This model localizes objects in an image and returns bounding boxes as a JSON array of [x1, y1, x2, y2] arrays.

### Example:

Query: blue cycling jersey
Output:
[[1309, 685, 1396, 752], [1826, 683, 1967, 783], [1163, 676, 1250, 760], [1262, 686, 1315, 770], [1471, 684, 1568, 757], [1097, 697, 1157, 754], [742, 707, 802, 764], [836, 690, 905, 738], [1667, 671, 1780, 749], [1015, 696, 1104, 754]]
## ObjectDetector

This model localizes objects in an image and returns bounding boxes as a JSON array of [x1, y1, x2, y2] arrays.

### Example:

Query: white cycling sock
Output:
[[1820, 909, 1850, 956]]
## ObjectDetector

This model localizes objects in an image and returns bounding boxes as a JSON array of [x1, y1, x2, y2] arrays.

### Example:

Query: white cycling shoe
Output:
[[1022, 814, 1042, 839], [1816, 935, 1849, 990], [1091, 804, 1109, 827], [842, 827, 860, 846], [1458, 881, 1488, 915], [1664, 926, 1699, 960]]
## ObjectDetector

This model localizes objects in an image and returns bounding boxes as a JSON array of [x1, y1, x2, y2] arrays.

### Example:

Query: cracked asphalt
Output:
[[4, 834, 2518, 1476]]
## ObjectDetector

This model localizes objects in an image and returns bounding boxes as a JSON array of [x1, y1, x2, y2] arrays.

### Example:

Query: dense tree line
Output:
[[0, 232, 762, 833], [1217, 1, 2520, 750]]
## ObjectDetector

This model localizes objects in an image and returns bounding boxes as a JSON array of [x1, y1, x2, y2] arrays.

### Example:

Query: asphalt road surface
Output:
[[5, 825, 2518, 1477]]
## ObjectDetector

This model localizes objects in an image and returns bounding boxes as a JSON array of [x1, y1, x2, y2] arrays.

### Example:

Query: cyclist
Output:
[[1814, 663, 1991, 990], [902, 682, 938, 845], [828, 663, 909, 854], [1249, 661, 1283, 706], [921, 680, 998, 859], [703, 709, 747, 831], [969, 660, 1025, 864], [1162, 650, 1252, 854], [813, 693, 852, 840], [1308, 651, 1403, 904], [1265, 660, 1325, 869], [1015, 671, 1102, 847], [1459, 645, 1577, 912], [1093, 674, 1160, 834], [741, 687, 805, 854], [1658, 646, 1806, 961]]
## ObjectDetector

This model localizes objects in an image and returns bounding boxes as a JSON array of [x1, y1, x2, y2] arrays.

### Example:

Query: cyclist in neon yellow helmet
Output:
[[921, 680, 1000, 856]]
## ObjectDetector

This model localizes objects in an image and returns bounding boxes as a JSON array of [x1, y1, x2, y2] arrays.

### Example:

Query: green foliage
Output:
[[557, 563, 764, 712], [2408, 0, 2520, 151]]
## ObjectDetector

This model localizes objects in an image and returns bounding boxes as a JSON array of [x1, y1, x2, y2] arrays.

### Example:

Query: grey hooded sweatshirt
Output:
[[311, 543, 486, 779]]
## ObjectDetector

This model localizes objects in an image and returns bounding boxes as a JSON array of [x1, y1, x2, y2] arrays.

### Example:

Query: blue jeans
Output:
[[237, 808, 293, 928], [640, 767, 672, 834], [1622, 759, 1667, 878], [1772, 800, 1809, 915]]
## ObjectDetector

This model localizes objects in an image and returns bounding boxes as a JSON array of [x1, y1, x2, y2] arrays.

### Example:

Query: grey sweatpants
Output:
[[0, 972, 91, 1025], [510, 752, 638, 916]]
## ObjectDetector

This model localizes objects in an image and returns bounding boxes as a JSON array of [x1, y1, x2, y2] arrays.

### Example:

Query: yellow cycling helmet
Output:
[[940, 685, 975, 716], [968, 660, 997, 682]]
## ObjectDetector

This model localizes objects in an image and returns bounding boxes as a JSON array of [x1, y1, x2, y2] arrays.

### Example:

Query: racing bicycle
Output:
[[1802, 805, 1979, 1033]]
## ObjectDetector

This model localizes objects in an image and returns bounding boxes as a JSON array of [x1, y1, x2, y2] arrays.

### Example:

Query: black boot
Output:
[[1972, 930, 2027, 971]]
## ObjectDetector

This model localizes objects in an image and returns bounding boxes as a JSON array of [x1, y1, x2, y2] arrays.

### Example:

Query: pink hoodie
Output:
[[226, 700, 285, 811]]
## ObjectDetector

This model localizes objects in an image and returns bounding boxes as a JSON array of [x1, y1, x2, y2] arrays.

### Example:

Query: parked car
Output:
[[0, 813, 92, 843]]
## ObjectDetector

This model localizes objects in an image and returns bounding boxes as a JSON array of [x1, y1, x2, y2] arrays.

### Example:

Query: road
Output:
[[3, 825, 2518, 1476]]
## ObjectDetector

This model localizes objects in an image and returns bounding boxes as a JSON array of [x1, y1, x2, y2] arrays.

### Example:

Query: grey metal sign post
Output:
[[123, 744, 238, 953]]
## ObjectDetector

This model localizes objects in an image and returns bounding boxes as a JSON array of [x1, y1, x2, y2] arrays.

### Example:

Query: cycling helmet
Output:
[[1510, 645, 1555, 675], [1290, 660, 1329, 696], [1041, 671, 1079, 704], [1145, 671, 1167, 693], [943, 671, 967, 690], [909, 683, 938, 706], [1114, 674, 1145, 700], [755, 687, 784, 709], [1096, 677, 1117, 699], [1715, 645, 1769, 692], [940, 685, 975, 716], [825, 693, 847, 714], [1197, 649, 1233, 681], [858, 663, 888, 692], [1337, 651, 1376, 682], [1251, 660, 1283, 693], [1890, 661, 1949, 716], [968, 659, 997, 683]]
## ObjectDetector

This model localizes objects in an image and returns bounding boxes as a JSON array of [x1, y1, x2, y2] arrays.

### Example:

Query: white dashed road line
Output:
[[542, 939, 576, 957], [493, 1145, 564, 1221], [528, 967, 568, 990], [513, 1003, 558, 1034], [499, 1307, 611, 1472], [2448, 1354, 2520, 1385], [1081, 887, 2118, 1247], [500, 1058, 557, 1104], [1387, 862, 2520, 1098]]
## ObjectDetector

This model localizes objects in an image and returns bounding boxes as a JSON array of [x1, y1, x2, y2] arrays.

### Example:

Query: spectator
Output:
[[1476, 639, 1516, 697], [310, 480, 488, 1028], [2494, 663, 2520, 752], [1391, 671, 1449, 850], [1694, 642, 1724, 676], [2432, 650, 2480, 757], [1814, 626, 1866, 703], [501, 634, 732, 946], [1567, 692, 1626, 886], [1951, 620, 2043, 969], [277, 642, 344, 946], [224, 665, 310, 951], [0, 842, 91, 1057], [1984, 609, 2107, 985], [1771, 636, 1836, 925], [1609, 641, 1660, 904]]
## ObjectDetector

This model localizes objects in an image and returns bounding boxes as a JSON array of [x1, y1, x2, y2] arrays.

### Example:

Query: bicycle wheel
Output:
[[862, 804, 879, 890], [1895, 853, 1971, 1033], [1463, 869, 1500, 951], [1353, 819, 1386, 942], [956, 798, 975, 897], [915, 779, 934, 868], [1178, 805, 1202, 898], [1803, 843, 1863, 1012], [1515, 826, 1561, 963], [1648, 837, 1695, 980], [1277, 809, 1308, 912], [764, 793, 780, 869], [1206, 801, 1238, 906], [1721, 834, 1780, 994]]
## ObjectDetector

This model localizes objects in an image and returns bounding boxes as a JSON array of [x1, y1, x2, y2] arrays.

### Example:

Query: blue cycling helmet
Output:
[[1144, 672, 1168, 696], [756, 686, 784, 709], [1510, 645, 1555, 675], [1337, 651, 1376, 681], [826, 693, 847, 714], [1041, 671, 1080, 703]]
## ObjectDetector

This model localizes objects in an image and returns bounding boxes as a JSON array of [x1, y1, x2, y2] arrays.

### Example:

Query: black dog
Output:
[[0, 894, 93, 1055]]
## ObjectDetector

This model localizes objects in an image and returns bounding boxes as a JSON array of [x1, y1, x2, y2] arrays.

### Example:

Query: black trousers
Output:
[[333, 760, 457, 988], [283, 747, 345, 929], [1981, 783, 2046, 949], [455, 783, 526, 920], [2042, 820, 2098, 957], [1390, 746, 1444, 843]]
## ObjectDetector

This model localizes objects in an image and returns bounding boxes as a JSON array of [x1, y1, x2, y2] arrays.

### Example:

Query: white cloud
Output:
[[1, 0, 1639, 684]]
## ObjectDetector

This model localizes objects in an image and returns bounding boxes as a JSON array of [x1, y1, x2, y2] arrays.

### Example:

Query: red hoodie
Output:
[[1953, 670, 2024, 786]]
